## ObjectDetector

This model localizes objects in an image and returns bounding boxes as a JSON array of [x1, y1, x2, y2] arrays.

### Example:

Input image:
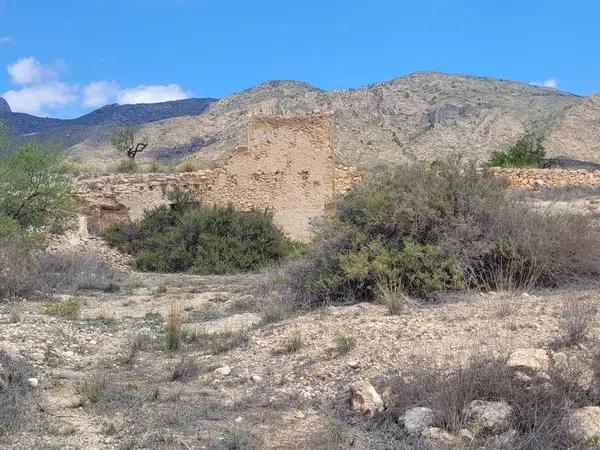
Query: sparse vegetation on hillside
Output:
[[281, 157, 600, 307], [487, 135, 546, 168], [104, 202, 298, 274]]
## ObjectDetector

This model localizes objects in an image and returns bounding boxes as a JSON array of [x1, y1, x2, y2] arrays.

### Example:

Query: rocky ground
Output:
[[1, 256, 599, 449], [2, 191, 600, 449]]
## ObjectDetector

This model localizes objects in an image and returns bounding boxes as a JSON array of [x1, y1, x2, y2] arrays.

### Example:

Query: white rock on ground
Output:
[[567, 406, 600, 444], [488, 429, 518, 449], [350, 380, 384, 416], [421, 426, 459, 446], [463, 400, 513, 433], [214, 365, 231, 376], [402, 407, 435, 435], [203, 313, 260, 334], [506, 348, 550, 381]]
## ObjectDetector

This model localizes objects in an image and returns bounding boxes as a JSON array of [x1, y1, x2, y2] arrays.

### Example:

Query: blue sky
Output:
[[0, 0, 598, 118]]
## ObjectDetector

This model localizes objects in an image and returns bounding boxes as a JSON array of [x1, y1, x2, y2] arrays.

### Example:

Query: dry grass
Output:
[[375, 278, 411, 315], [165, 302, 182, 351]]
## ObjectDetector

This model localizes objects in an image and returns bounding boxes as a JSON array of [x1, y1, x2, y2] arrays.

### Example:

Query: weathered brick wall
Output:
[[490, 168, 600, 189], [77, 115, 362, 241]]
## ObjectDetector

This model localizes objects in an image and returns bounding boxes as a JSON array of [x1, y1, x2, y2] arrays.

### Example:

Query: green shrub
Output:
[[282, 157, 600, 307], [487, 135, 545, 168], [0, 141, 75, 229], [41, 296, 82, 319], [104, 203, 295, 274], [114, 159, 139, 173]]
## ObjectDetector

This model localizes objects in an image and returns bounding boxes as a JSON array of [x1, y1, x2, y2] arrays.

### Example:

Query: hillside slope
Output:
[[69, 72, 591, 166]]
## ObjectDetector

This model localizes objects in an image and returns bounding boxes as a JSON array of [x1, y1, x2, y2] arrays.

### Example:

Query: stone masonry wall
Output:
[[490, 168, 600, 189], [76, 115, 361, 242]]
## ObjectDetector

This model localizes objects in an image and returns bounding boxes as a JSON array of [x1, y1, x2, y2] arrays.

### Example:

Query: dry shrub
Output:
[[0, 351, 33, 436], [554, 296, 598, 348], [382, 352, 595, 449], [375, 277, 411, 315], [0, 240, 121, 300], [34, 251, 121, 293]]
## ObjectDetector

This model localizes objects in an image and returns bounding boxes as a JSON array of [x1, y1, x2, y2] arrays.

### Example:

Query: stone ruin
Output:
[[76, 115, 362, 242]]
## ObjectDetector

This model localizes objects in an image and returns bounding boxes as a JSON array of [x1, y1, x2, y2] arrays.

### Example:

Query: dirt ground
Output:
[[2, 259, 599, 450], [1, 191, 600, 449]]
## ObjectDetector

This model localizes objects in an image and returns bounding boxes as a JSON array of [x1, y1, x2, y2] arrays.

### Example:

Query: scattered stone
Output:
[[458, 428, 475, 441], [294, 411, 305, 419], [567, 406, 600, 444], [27, 377, 39, 388], [250, 374, 262, 383], [350, 380, 384, 416], [421, 427, 459, 446], [234, 416, 243, 424], [402, 407, 435, 435], [506, 348, 550, 381], [347, 360, 360, 369], [488, 429, 518, 449], [214, 365, 231, 376], [463, 400, 512, 433], [203, 313, 260, 334]]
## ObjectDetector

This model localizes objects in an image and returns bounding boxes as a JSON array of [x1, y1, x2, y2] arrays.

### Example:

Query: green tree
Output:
[[487, 135, 545, 168], [0, 141, 75, 229], [111, 126, 148, 160]]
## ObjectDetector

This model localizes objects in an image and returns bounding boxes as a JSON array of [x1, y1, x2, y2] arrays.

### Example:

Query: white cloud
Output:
[[0, 35, 14, 45], [117, 84, 190, 104], [83, 81, 120, 107], [3, 56, 193, 116], [530, 78, 558, 89], [6, 57, 65, 85], [3, 82, 77, 115]]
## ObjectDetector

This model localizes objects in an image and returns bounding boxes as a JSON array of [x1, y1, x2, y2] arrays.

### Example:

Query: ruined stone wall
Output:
[[76, 115, 362, 241], [490, 168, 600, 189]]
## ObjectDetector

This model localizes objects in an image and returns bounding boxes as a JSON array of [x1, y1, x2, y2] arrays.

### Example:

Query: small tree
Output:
[[487, 135, 545, 168], [0, 141, 75, 229], [110, 126, 148, 160]]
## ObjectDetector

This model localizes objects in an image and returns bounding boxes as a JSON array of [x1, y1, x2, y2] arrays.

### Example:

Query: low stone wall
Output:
[[491, 168, 600, 189]]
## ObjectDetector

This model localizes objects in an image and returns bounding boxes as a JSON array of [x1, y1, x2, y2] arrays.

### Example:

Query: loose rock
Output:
[[506, 348, 550, 382], [402, 407, 435, 435], [350, 380, 384, 416], [214, 365, 231, 376], [567, 406, 600, 444], [463, 400, 512, 433]]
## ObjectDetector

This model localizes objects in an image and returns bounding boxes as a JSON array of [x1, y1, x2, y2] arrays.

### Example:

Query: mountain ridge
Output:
[[3, 72, 599, 166]]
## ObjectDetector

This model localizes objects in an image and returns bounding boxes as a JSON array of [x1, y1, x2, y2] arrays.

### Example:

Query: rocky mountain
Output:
[[7, 72, 600, 166], [69, 72, 596, 167], [0, 97, 217, 149]]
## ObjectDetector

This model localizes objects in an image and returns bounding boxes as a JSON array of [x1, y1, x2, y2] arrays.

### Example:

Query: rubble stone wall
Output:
[[76, 115, 362, 241], [491, 168, 600, 189]]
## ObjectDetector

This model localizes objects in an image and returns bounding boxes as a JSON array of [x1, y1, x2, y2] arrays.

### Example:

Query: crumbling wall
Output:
[[490, 168, 600, 189], [76, 115, 361, 241]]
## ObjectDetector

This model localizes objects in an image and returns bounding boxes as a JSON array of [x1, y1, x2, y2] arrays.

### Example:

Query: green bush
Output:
[[487, 135, 545, 168], [282, 157, 600, 306], [104, 203, 296, 274]]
